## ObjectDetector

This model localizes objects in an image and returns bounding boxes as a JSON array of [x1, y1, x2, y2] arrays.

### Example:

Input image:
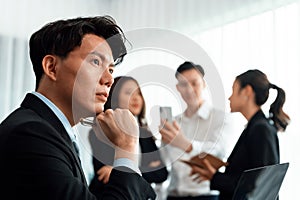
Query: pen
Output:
[[80, 118, 95, 127]]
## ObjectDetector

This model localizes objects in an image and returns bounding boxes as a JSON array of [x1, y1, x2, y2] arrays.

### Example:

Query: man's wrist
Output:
[[115, 145, 139, 163], [185, 143, 193, 153], [113, 158, 141, 175], [177, 138, 192, 153], [182, 142, 192, 153]]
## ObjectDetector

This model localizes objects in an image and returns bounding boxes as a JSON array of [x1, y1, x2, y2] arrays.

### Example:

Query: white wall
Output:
[[0, 0, 109, 38]]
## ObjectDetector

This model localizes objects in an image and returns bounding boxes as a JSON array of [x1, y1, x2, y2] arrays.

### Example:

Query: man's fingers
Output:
[[173, 120, 181, 130], [159, 127, 168, 136], [160, 120, 173, 130], [95, 109, 122, 145], [92, 116, 114, 146], [97, 109, 116, 129], [95, 108, 139, 152], [159, 128, 173, 143], [113, 109, 138, 138]]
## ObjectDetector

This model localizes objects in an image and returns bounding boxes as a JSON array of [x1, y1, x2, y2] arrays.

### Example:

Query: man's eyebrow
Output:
[[90, 51, 115, 67]]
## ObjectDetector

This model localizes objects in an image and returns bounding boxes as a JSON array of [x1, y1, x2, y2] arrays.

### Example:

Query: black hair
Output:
[[104, 76, 147, 127], [29, 16, 127, 90], [236, 69, 290, 131], [175, 61, 205, 78]]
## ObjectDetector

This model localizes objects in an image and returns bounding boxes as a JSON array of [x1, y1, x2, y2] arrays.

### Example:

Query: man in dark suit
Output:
[[0, 16, 156, 200]]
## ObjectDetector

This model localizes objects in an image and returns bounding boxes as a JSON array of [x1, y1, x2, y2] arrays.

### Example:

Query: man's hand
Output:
[[159, 120, 192, 152], [93, 109, 139, 161], [97, 165, 113, 184]]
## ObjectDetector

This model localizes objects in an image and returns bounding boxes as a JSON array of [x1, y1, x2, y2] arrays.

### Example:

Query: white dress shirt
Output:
[[166, 101, 234, 197]]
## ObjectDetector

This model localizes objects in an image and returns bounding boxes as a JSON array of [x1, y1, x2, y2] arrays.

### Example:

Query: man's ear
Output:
[[203, 78, 207, 89], [42, 55, 58, 81], [176, 84, 179, 92]]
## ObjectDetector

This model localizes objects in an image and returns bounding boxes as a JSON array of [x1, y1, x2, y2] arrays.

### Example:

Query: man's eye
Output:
[[93, 59, 100, 66], [109, 68, 114, 74]]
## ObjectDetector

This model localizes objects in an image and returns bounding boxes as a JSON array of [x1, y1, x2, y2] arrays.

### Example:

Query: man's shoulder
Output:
[[0, 107, 42, 130], [208, 105, 227, 115], [3, 103, 47, 122], [201, 105, 228, 121], [0, 106, 63, 146]]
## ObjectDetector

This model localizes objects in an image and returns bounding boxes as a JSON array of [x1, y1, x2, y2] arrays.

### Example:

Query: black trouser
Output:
[[167, 195, 219, 200]]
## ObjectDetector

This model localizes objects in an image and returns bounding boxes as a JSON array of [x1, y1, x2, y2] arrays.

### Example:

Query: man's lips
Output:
[[95, 92, 108, 102]]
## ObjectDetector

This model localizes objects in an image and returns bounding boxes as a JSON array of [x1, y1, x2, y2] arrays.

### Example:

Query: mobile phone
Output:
[[159, 106, 173, 123]]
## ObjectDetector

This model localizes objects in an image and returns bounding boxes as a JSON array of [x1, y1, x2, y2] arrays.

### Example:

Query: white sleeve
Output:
[[185, 111, 234, 160]]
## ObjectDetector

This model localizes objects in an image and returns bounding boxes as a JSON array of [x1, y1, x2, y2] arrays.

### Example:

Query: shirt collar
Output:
[[32, 92, 77, 142], [196, 101, 212, 120], [179, 101, 212, 121]]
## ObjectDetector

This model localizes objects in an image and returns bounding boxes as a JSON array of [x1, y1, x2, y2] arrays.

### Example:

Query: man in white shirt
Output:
[[159, 61, 233, 200]]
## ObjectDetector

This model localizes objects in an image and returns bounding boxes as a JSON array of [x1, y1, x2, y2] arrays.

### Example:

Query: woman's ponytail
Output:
[[269, 83, 290, 131]]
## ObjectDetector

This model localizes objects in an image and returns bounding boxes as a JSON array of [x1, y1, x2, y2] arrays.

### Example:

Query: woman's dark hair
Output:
[[29, 16, 127, 90], [104, 76, 147, 127], [236, 69, 290, 131]]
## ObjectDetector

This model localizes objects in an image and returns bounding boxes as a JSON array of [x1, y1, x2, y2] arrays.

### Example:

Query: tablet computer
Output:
[[233, 162, 289, 200]]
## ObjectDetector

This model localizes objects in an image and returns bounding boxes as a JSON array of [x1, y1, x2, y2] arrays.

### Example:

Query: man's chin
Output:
[[94, 105, 104, 115]]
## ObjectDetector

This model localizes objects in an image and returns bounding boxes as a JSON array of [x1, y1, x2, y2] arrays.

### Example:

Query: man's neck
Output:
[[185, 100, 203, 118], [37, 90, 76, 126]]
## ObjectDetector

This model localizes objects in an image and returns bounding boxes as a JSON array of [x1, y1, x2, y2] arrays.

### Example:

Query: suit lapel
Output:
[[21, 93, 87, 185]]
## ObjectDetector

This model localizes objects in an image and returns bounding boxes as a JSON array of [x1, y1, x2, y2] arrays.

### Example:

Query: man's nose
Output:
[[100, 68, 113, 88]]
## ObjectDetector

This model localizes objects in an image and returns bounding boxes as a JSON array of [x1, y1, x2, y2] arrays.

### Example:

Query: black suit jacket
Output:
[[210, 110, 279, 200], [0, 93, 156, 200], [89, 126, 168, 193], [139, 127, 169, 183]]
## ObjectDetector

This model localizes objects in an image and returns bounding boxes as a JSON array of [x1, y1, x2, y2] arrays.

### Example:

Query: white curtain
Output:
[[0, 35, 34, 120], [189, 3, 300, 199]]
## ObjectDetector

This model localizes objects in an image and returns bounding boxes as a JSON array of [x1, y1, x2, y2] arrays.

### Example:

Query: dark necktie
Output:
[[72, 141, 81, 162]]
